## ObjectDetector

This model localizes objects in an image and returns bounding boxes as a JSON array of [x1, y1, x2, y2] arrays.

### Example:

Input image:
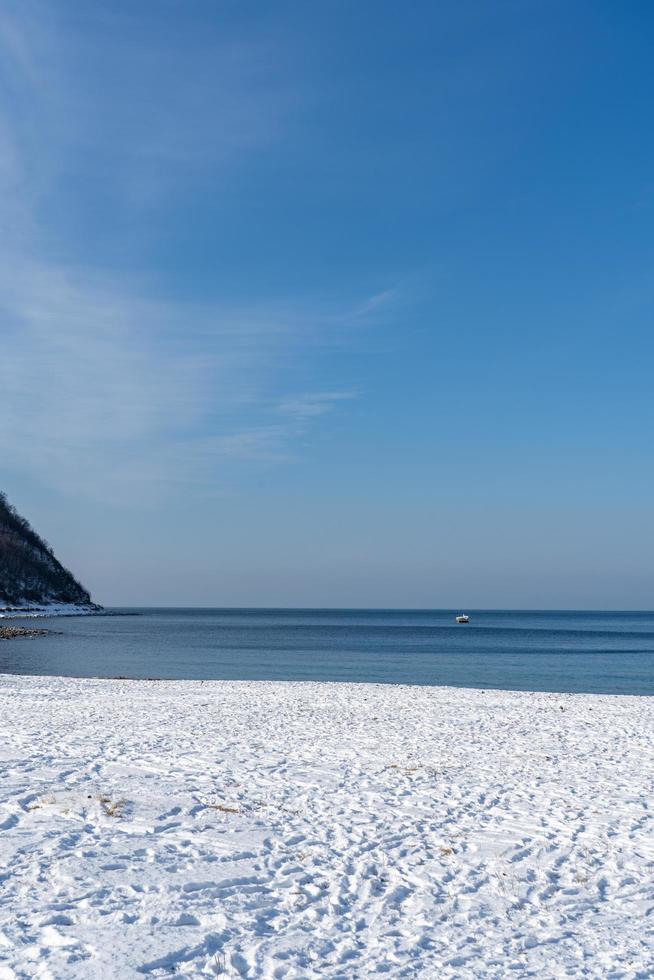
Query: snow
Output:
[[0, 604, 99, 619], [0, 675, 652, 978]]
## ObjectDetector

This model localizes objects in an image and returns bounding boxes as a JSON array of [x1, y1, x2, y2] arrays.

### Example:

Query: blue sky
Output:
[[1, 0, 653, 607]]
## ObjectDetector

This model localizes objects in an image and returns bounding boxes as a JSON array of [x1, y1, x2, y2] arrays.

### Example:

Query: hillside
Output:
[[0, 493, 98, 610]]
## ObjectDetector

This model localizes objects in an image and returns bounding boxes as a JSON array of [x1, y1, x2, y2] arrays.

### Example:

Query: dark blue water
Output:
[[2, 608, 654, 694]]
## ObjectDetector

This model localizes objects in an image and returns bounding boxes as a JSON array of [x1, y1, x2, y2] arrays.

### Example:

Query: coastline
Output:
[[0, 674, 651, 977], [0, 603, 103, 619]]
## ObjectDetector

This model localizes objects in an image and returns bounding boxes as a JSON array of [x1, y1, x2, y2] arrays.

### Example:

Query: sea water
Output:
[[2, 608, 654, 694]]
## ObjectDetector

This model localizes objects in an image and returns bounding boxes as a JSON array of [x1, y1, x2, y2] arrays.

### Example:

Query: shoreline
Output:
[[0, 668, 654, 705], [0, 674, 651, 976], [1, 669, 653, 698], [0, 603, 103, 620]]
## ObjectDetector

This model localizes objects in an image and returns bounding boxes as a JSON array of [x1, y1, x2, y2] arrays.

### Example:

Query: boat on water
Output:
[[455, 614, 470, 624]]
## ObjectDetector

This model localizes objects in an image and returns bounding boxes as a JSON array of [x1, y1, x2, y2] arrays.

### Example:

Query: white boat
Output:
[[455, 614, 469, 624]]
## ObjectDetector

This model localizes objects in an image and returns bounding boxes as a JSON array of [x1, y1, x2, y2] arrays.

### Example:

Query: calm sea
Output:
[[2, 608, 654, 695]]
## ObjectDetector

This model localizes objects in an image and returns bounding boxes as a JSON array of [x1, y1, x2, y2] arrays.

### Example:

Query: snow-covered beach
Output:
[[0, 676, 652, 978]]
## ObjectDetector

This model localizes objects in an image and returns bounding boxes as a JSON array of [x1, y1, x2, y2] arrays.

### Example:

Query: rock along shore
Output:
[[0, 625, 50, 640]]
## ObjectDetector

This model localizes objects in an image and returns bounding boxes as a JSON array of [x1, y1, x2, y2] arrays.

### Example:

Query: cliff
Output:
[[0, 492, 98, 610]]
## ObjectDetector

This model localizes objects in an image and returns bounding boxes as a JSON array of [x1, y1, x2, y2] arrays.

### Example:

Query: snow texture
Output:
[[0, 676, 652, 978]]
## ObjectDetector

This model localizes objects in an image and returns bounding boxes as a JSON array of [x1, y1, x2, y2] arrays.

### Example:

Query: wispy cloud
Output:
[[277, 392, 357, 420], [0, 251, 384, 502], [353, 289, 399, 317], [0, 3, 392, 503]]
